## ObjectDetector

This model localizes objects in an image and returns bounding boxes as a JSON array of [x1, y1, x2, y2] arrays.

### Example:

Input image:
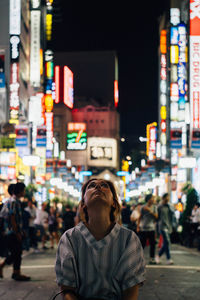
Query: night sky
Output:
[[52, 0, 169, 153]]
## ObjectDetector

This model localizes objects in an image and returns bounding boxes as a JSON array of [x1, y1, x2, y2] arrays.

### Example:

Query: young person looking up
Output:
[[55, 178, 145, 300]]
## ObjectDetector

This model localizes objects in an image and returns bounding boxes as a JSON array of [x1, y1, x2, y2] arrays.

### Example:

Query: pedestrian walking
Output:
[[62, 204, 76, 232], [48, 207, 59, 249], [137, 194, 158, 264], [34, 202, 49, 249], [155, 193, 175, 265], [25, 199, 38, 252], [0, 182, 30, 281], [55, 178, 145, 300], [121, 201, 131, 228], [129, 203, 142, 233]]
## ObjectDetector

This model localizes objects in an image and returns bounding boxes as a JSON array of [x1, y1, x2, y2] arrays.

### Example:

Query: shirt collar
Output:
[[77, 221, 121, 250]]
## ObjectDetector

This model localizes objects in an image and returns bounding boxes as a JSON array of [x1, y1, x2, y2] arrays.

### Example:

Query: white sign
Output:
[[10, 63, 19, 110], [178, 157, 196, 168], [23, 155, 40, 166], [31, 0, 41, 9], [29, 96, 43, 124], [87, 137, 117, 168], [9, 0, 21, 35], [10, 35, 20, 60], [30, 10, 41, 87], [190, 36, 200, 128]]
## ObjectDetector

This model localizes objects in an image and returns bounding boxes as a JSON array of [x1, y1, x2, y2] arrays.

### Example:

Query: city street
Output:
[[0, 243, 200, 300]]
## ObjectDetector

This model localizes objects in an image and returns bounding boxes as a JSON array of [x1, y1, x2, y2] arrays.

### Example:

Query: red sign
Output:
[[63, 66, 73, 109], [190, 0, 200, 129], [190, 0, 200, 35], [114, 80, 119, 107]]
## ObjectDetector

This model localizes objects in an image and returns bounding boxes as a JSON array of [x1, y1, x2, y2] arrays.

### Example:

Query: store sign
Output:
[[67, 122, 87, 150], [190, 0, 200, 129], [31, 0, 41, 9], [45, 112, 53, 150], [36, 126, 46, 147], [10, 63, 19, 116], [9, 0, 21, 35], [170, 8, 180, 25], [170, 83, 179, 101], [170, 128, 182, 149], [160, 30, 167, 54], [54, 66, 60, 103], [170, 27, 179, 44], [10, 35, 20, 61], [29, 95, 43, 124], [114, 80, 119, 107], [170, 45, 179, 64], [30, 10, 41, 87], [146, 122, 157, 159], [87, 137, 117, 168], [191, 128, 200, 148], [0, 152, 16, 165], [15, 125, 28, 147], [63, 66, 74, 109]]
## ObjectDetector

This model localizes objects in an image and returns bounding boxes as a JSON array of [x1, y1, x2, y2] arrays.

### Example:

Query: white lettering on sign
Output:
[[10, 35, 20, 60], [190, 37, 200, 128], [190, 0, 200, 19], [10, 63, 19, 111], [9, 0, 21, 35]]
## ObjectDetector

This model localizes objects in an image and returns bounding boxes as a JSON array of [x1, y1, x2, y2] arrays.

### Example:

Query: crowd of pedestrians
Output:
[[121, 190, 200, 265], [0, 183, 78, 281]]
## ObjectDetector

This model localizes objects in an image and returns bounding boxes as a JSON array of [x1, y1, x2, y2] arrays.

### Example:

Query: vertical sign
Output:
[[63, 66, 74, 109], [9, 0, 21, 123], [190, 0, 200, 129], [30, 10, 41, 87]]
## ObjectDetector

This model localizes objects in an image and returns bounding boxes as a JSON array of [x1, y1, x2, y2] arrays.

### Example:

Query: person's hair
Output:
[[80, 178, 121, 223], [162, 193, 169, 200], [14, 182, 25, 196], [145, 193, 153, 203], [8, 183, 16, 196]]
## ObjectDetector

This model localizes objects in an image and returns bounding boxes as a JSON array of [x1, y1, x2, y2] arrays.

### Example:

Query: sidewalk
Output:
[[0, 242, 200, 300]]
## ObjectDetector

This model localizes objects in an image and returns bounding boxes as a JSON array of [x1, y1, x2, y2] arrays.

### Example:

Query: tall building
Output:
[[157, 0, 200, 201]]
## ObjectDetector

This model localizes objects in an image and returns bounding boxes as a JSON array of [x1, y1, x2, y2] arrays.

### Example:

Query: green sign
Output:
[[67, 132, 87, 150], [0, 137, 15, 149]]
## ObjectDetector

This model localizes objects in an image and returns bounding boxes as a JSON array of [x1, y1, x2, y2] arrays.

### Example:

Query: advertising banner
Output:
[[63, 66, 74, 109], [67, 122, 87, 150], [36, 126, 46, 147], [170, 129, 182, 149], [15, 125, 28, 147], [87, 137, 117, 168], [30, 10, 41, 87], [190, 0, 200, 129], [191, 128, 200, 148]]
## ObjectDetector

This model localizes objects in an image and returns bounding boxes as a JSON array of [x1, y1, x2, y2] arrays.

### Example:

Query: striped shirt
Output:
[[55, 221, 145, 299]]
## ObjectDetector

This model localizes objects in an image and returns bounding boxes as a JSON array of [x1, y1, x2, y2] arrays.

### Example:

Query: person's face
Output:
[[164, 195, 169, 203], [148, 196, 154, 205], [83, 179, 114, 208]]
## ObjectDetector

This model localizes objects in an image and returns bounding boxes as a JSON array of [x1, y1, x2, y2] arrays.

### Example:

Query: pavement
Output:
[[0, 242, 200, 300]]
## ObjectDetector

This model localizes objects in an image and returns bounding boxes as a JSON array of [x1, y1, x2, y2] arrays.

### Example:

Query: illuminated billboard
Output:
[[146, 122, 157, 160], [67, 122, 87, 150], [87, 137, 117, 168], [30, 10, 41, 87], [190, 0, 200, 131], [64, 66, 74, 109]]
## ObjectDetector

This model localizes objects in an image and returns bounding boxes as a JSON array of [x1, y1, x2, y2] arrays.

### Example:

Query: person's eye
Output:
[[100, 182, 109, 188], [87, 182, 96, 189]]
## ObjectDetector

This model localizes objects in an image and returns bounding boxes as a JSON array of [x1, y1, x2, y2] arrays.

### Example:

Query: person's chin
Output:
[[88, 196, 110, 207]]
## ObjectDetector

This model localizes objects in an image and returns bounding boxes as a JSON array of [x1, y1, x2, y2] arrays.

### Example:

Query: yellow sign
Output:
[[170, 45, 179, 64], [160, 106, 167, 120]]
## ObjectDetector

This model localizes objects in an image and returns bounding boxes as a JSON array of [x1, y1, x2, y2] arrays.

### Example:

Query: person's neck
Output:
[[86, 207, 114, 241]]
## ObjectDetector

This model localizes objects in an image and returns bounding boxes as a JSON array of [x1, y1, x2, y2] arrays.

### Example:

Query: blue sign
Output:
[[15, 137, 28, 147], [116, 171, 128, 176], [170, 27, 179, 45], [177, 62, 186, 97], [0, 73, 5, 88]]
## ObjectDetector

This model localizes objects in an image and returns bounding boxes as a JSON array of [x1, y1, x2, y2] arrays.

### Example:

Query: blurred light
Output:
[[104, 173, 110, 180], [135, 167, 140, 173], [121, 137, 125, 142], [128, 161, 132, 165], [126, 155, 131, 161], [60, 151, 65, 160], [141, 159, 146, 167], [139, 136, 148, 142], [67, 159, 71, 167], [50, 177, 62, 186], [178, 157, 196, 168], [22, 155, 40, 166]]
